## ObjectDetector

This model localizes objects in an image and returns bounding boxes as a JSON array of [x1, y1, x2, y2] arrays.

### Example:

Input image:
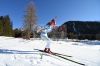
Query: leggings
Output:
[[40, 34, 51, 48]]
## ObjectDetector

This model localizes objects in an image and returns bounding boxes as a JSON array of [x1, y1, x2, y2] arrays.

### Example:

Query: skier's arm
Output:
[[45, 26, 52, 33], [37, 28, 44, 33], [36, 28, 41, 33]]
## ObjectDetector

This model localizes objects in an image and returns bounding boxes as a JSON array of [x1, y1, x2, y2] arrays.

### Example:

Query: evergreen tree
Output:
[[13, 28, 22, 37], [0, 18, 3, 35], [3, 15, 13, 36]]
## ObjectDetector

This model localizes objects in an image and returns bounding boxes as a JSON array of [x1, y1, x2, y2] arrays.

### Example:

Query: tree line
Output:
[[0, 15, 13, 36], [1, 15, 100, 40], [61, 21, 100, 40]]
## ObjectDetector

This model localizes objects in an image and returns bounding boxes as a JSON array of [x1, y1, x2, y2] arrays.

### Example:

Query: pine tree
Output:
[[3, 15, 13, 36], [13, 28, 22, 38], [0, 17, 3, 35]]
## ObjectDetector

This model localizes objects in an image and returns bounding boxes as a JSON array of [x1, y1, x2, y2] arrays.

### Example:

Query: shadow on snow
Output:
[[0, 49, 39, 54]]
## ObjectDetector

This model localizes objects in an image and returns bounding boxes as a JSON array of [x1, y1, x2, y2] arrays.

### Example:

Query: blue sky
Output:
[[0, 0, 100, 28]]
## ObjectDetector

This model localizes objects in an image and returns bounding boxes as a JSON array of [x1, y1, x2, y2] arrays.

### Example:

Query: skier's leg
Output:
[[42, 36, 51, 53], [40, 35, 49, 52], [44, 37, 52, 53], [40, 35, 52, 53], [45, 39, 51, 48]]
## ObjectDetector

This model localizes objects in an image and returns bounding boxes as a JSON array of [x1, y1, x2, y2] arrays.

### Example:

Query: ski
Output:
[[34, 49, 72, 57], [52, 52, 72, 57], [34, 49, 85, 66], [53, 54, 85, 66]]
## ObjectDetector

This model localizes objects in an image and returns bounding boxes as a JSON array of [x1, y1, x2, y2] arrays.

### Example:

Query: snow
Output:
[[0, 36, 100, 66]]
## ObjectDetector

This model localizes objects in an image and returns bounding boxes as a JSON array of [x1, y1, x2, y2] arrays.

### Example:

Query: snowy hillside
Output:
[[0, 36, 100, 66]]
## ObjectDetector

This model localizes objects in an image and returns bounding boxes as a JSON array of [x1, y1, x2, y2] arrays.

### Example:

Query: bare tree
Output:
[[23, 1, 37, 39]]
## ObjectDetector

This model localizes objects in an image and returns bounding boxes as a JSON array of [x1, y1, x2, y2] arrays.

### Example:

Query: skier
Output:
[[37, 19, 56, 53]]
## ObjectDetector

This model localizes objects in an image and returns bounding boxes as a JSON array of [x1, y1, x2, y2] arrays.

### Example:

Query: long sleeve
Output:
[[42, 25, 52, 32], [40, 25, 52, 35], [45, 25, 52, 33]]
